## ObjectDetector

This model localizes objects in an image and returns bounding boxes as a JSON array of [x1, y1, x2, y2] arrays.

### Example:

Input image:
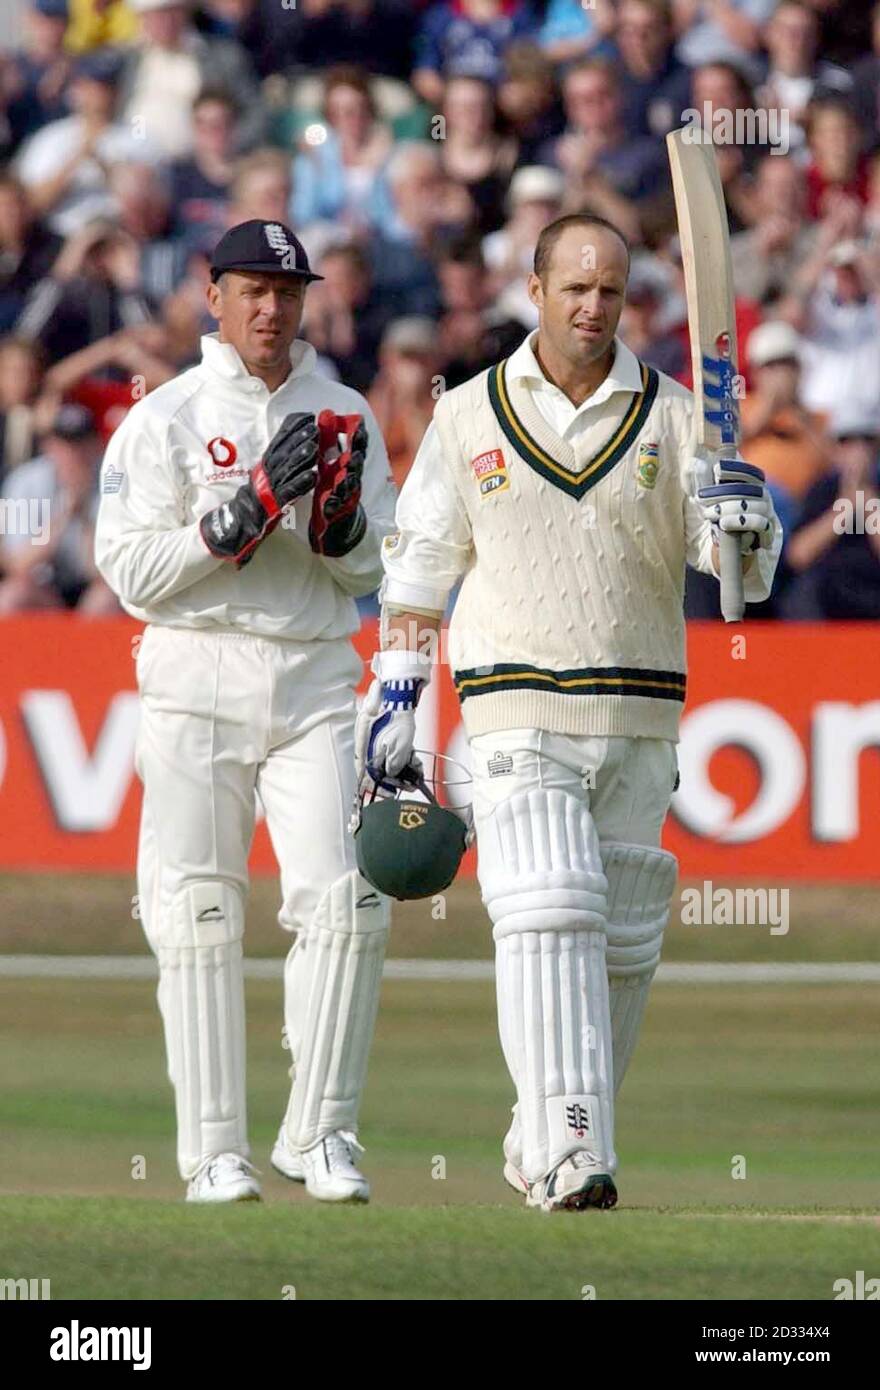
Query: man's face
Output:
[[70, 76, 116, 123], [692, 65, 742, 114], [756, 156, 803, 219], [767, 3, 817, 73], [618, 2, 670, 69], [564, 70, 620, 134], [207, 271, 307, 372], [235, 169, 292, 225], [140, 5, 188, 48], [528, 224, 629, 367]]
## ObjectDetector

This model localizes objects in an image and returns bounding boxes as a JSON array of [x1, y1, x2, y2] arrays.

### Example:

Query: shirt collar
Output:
[[199, 333, 318, 386], [507, 330, 644, 405]]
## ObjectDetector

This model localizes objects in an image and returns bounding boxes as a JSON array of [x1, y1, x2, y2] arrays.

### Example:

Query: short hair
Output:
[[563, 55, 619, 87], [618, 0, 673, 25], [534, 214, 631, 283], [385, 141, 442, 188], [231, 148, 291, 200], [320, 241, 371, 277], [193, 86, 240, 119], [436, 232, 485, 270], [322, 65, 376, 120]]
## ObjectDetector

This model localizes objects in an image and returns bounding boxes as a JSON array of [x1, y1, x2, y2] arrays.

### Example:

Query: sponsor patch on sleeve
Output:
[[102, 467, 124, 495], [470, 448, 509, 497]]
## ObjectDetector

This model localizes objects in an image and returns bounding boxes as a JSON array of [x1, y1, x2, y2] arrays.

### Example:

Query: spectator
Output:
[[482, 163, 564, 306], [739, 319, 828, 501], [227, 148, 292, 226], [0, 401, 116, 613], [538, 0, 615, 67], [497, 42, 564, 167], [368, 142, 449, 318], [688, 61, 761, 230], [14, 50, 157, 237], [303, 241, 391, 392], [368, 316, 443, 488], [413, 0, 539, 108], [0, 336, 46, 482], [540, 57, 667, 241], [108, 162, 191, 304], [852, 1, 880, 146], [673, 0, 776, 76], [758, 0, 852, 152], [168, 87, 238, 250], [603, 0, 692, 139], [803, 97, 869, 222], [0, 173, 62, 333], [291, 67, 393, 234], [730, 154, 816, 304], [16, 219, 153, 364], [2, 0, 73, 152], [438, 76, 517, 236], [276, 0, 418, 83], [617, 256, 687, 377], [435, 233, 524, 383], [118, 0, 265, 159], [784, 402, 880, 619], [41, 320, 177, 438], [783, 235, 880, 418], [65, 0, 138, 52]]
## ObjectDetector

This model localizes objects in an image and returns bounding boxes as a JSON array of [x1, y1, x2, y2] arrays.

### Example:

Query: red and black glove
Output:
[[309, 411, 368, 558], [200, 412, 319, 567]]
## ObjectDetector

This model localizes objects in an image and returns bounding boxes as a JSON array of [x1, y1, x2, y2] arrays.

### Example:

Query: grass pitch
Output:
[[0, 876, 878, 1300]]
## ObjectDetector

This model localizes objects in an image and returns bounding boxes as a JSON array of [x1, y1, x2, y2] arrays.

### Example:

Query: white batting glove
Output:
[[355, 650, 431, 781], [697, 457, 776, 555]]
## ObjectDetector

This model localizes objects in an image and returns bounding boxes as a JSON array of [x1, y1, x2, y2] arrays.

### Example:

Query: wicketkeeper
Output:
[[96, 220, 397, 1203], [359, 213, 782, 1212]]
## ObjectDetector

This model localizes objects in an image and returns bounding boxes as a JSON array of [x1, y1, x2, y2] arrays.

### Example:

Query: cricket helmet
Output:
[[351, 755, 473, 902]]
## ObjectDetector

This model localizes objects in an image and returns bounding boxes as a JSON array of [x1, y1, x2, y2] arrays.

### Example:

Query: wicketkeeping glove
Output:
[[200, 412, 319, 567], [697, 457, 776, 555], [309, 410, 368, 558]]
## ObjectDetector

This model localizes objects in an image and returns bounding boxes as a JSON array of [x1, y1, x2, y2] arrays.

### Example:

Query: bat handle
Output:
[[719, 531, 745, 623]]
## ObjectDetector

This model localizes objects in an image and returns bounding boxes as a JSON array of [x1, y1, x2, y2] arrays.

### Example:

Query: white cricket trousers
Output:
[[134, 624, 363, 1177]]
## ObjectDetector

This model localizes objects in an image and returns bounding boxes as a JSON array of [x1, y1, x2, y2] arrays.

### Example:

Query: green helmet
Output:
[[352, 762, 471, 901]]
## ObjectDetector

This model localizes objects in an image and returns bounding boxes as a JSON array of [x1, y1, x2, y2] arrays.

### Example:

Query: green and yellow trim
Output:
[[454, 663, 686, 705], [487, 358, 659, 500]]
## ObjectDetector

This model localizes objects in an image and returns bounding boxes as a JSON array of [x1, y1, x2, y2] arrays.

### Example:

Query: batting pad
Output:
[[479, 790, 615, 1182], [283, 869, 389, 1150], [602, 843, 678, 1095], [158, 880, 248, 1180]]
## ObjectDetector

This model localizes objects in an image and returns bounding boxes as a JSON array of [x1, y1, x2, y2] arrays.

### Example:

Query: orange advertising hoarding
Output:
[[0, 617, 877, 880]]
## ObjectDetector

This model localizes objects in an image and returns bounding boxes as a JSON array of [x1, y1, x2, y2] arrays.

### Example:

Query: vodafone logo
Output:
[[206, 437, 237, 468]]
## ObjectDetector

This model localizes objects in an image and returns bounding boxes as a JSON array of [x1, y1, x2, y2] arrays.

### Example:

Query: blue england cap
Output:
[[209, 220, 323, 284]]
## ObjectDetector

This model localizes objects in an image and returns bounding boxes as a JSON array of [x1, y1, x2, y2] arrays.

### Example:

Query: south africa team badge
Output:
[[637, 442, 660, 489], [471, 448, 509, 497]]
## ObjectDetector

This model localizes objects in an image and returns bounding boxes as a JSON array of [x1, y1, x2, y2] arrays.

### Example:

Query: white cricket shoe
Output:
[[185, 1153, 261, 1204], [273, 1127, 369, 1203], [527, 1151, 617, 1212], [270, 1125, 305, 1183]]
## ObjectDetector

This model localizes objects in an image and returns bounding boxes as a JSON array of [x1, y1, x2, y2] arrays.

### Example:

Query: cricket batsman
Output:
[[358, 214, 782, 1212], [95, 220, 397, 1204]]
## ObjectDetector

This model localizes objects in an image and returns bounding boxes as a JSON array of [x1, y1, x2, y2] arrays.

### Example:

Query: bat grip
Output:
[[719, 531, 745, 624]]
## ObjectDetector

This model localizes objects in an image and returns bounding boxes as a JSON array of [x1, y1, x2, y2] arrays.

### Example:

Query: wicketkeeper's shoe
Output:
[[185, 1153, 261, 1203], [525, 1151, 618, 1213], [281, 1130, 370, 1203]]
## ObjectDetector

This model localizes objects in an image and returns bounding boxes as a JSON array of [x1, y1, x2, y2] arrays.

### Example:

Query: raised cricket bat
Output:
[[666, 129, 744, 623]]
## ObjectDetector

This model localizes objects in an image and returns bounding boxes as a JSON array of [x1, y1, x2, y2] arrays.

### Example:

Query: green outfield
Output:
[[0, 876, 878, 1300]]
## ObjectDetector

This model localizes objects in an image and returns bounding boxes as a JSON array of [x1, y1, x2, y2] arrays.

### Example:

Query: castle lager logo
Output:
[[399, 807, 426, 830]]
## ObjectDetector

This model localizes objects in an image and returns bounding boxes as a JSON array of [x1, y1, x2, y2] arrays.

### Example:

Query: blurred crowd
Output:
[[1, 0, 879, 619]]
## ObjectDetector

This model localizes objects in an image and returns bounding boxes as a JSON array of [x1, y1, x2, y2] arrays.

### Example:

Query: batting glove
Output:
[[355, 650, 432, 781], [697, 457, 776, 555]]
